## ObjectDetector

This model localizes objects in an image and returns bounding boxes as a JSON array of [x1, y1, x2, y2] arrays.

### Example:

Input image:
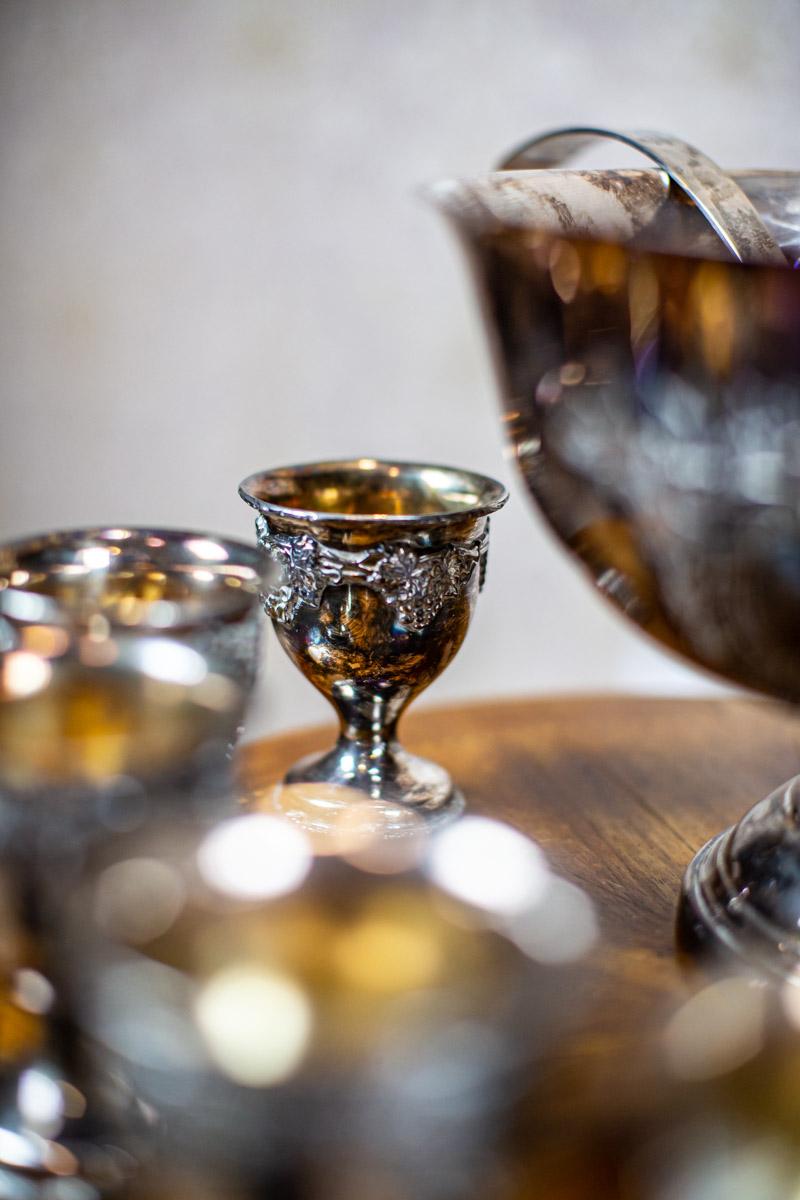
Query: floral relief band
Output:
[[254, 515, 490, 632]]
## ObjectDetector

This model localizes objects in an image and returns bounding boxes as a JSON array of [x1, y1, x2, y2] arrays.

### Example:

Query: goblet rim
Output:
[[0, 525, 264, 631], [238, 458, 509, 527]]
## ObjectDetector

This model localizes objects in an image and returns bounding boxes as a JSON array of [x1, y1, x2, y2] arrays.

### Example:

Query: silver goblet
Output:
[[239, 459, 507, 830]]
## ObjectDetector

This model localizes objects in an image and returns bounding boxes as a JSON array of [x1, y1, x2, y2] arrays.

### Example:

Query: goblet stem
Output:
[[284, 725, 458, 814], [330, 673, 410, 742], [282, 681, 463, 826]]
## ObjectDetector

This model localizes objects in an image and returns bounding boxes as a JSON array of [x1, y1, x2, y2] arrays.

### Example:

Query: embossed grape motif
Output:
[[254, 515, 488, 632]]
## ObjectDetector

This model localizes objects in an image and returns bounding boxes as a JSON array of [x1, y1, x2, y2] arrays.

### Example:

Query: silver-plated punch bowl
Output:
[[432, 126, 800, 979]]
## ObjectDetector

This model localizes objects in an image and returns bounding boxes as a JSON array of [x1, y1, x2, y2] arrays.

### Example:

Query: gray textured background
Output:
[[1, 0, 798, 738]]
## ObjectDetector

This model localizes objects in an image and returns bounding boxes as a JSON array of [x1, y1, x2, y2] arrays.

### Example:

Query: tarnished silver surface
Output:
[[255, 512, 489, 631], [240, 459, 507, 828], [498, 125, 787, 266], [433, 127, 800, 976], [431, 168, 800, 265]]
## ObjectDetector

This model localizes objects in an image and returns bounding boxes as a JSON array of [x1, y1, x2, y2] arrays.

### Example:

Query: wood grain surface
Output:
[[239, 695, 800, 1125]]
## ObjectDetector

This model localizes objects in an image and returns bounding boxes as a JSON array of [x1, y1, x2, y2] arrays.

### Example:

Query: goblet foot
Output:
[[677, 774, 800, 981], [280, 737, 464, 835]]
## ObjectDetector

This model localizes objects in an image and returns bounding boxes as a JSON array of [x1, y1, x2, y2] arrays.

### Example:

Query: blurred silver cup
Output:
[[0, 527, 270, 1192], [0, 627, 261, 1193], [0, 525, 266, 697], [0, 526, 271, 779], [64, 811, 595, 1199]]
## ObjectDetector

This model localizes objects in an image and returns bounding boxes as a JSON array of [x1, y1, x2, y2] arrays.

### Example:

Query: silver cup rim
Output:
[[0, 526, 264, 630], [238, 458, 509, 527]]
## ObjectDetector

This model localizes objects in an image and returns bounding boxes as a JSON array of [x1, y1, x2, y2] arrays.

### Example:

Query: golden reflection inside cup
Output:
[[0, 644, 240, 788]]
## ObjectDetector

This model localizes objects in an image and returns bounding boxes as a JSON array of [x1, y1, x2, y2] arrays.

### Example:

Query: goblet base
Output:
[[677, 774, 800, 981], [280, 737, 464, 836]]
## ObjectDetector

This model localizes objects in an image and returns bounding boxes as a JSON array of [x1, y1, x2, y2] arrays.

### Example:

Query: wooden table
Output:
[[241, 695, 800, 1126]]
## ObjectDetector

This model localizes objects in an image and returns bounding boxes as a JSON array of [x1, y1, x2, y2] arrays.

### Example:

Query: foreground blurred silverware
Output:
[[0, 526, 268, 1190], [499, 970, 800, 1200], [0, 526, 266, 716], [66, 812, 595, 1199], [430, 127, 800, 977], [239, 460, 507, 831], [0, 631, 252, 1191]]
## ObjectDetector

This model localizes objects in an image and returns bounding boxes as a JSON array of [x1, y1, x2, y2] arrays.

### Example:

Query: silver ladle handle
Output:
[[497, 125, 786, 267]]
